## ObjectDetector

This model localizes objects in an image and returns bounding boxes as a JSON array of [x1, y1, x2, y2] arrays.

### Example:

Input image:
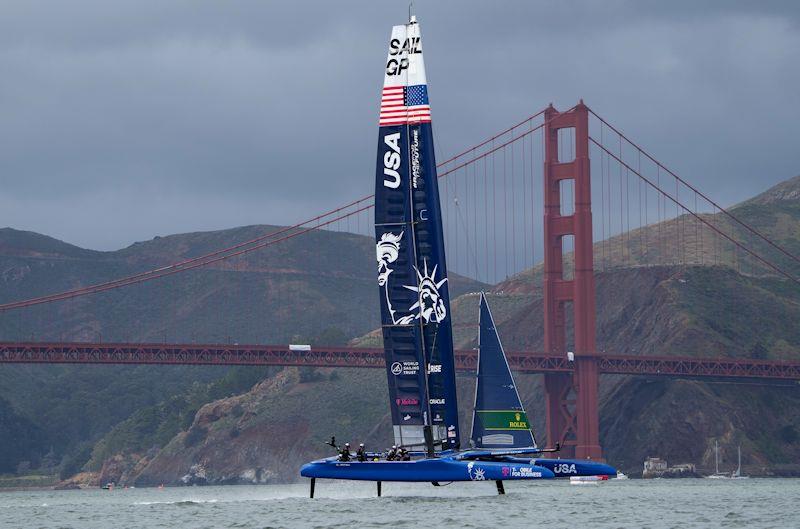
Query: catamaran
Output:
[[300, 14, 556, 496], [300, 13, 616, 496]]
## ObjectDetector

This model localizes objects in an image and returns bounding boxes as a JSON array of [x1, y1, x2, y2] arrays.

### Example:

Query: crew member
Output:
[[339, 442, 352, 462], [386, 445, 398, 461], [356, 443, 367, 462], [398, 447, 410, 461]]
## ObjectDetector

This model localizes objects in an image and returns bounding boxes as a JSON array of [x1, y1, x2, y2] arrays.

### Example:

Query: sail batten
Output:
[[374, 17, 460, 451], [471, 293, 536, 449]]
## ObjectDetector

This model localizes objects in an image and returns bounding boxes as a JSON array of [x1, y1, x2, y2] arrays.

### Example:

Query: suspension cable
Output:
[[589, 137, 799, 285], [589, 108, 800, 266], [2, 107, 557, 311]]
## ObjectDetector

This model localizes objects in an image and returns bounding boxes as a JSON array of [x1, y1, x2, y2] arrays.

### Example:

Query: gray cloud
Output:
[[1, 0, 798, 251]]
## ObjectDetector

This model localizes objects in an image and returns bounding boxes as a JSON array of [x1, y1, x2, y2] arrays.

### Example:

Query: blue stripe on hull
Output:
[[300, 457, 555, 482]]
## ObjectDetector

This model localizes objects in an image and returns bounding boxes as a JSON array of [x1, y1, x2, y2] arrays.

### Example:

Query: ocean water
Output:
[[1, 478, 798, 528]]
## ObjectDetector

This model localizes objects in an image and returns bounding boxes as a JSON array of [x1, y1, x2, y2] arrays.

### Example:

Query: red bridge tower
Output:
[[542, 102, 602, 460]]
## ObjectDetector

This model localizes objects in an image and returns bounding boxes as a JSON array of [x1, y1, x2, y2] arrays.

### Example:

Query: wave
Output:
[[134, 499, 219, 506]]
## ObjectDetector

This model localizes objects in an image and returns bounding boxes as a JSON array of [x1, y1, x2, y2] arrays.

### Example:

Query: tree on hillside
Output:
[[0, 396, 48, 474]]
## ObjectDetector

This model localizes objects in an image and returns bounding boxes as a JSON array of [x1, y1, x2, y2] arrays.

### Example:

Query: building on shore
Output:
[[643, 457, 697, 478]]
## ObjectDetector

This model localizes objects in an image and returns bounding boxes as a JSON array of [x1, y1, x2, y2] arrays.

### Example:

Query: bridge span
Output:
[[1, 341, 798, 382], [2, 102, 799, 458]]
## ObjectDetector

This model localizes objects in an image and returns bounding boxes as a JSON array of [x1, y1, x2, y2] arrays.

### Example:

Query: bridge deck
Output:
[[0, 342, 798, 381]]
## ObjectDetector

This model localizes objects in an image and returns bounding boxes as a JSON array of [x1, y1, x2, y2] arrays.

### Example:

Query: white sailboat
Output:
[[706, 440, 749, 479], [706, 440, 729, 479], [731, 445, 749, 479]]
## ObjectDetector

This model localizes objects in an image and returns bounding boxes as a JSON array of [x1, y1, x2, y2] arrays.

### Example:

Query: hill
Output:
[[117, 175, 800, 484], [0, 225, 485, 480]]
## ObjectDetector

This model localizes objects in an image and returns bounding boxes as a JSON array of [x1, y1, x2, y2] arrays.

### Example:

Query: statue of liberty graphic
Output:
[[376, 231, 447, 325]]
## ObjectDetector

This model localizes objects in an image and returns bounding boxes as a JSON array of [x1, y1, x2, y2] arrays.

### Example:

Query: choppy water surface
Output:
[[1, 478, 798, 528]]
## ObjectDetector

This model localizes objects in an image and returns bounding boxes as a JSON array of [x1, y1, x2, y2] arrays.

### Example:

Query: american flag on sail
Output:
[[379, 85, 431, 126]]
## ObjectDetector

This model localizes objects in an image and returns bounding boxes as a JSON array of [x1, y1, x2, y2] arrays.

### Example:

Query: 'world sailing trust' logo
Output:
[[376, 231, 447, 325]]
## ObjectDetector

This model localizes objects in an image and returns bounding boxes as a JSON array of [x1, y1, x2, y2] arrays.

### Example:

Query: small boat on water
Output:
[[706, 441, 749, 479], [731, 445, 749, 480], [570, 475, 609, 485], [706, 440, 728, 479]]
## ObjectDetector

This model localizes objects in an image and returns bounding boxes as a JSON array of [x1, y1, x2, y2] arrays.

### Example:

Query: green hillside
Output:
[[0, 225, 485, 480]]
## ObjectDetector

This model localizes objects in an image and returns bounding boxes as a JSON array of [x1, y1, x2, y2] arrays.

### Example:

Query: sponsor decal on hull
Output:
[[467, 462, 486, 481], [552, 463, 578, 475]]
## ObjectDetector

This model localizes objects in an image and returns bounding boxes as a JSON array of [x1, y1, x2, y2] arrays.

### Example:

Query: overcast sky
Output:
[[1, 1, 799, 251]]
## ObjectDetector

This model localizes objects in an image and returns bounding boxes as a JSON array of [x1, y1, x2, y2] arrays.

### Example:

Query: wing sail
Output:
[[374, 16, 460, 450]]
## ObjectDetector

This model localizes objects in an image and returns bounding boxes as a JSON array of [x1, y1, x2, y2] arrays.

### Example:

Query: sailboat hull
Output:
[[300, 457, 554, 482], [500, 457, 617, 477]]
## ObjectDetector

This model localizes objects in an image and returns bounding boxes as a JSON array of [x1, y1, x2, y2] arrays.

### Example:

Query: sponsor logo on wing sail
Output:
[[385, 37, 422, 76], [391, 361, 420, 376], [410, 129, 421, 188]]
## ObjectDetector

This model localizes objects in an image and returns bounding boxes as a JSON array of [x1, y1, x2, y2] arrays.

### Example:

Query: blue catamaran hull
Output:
[[502, 457, 616, 477], [301, 457, 554, 482]]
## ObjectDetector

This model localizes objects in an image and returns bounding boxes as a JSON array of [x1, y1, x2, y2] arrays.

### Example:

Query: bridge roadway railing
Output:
[[0, 342, 798, 381]]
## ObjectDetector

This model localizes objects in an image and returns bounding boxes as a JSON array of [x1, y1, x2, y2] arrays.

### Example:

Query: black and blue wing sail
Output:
[[375, 123, 429, 448], [408, 118, 460, 450], [374, 17, 460, 450], [470, 293, 536, 449]]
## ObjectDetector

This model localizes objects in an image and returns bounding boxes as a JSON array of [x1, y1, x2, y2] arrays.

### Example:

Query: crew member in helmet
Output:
[[339, 442, 352, 462], [356, 443, 367, 462], [398, 447, 411, 461], [386, 445, 398, 461]]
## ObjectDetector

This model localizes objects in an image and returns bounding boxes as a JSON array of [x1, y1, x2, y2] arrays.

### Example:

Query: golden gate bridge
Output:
[[1, 101, 799, 460]]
